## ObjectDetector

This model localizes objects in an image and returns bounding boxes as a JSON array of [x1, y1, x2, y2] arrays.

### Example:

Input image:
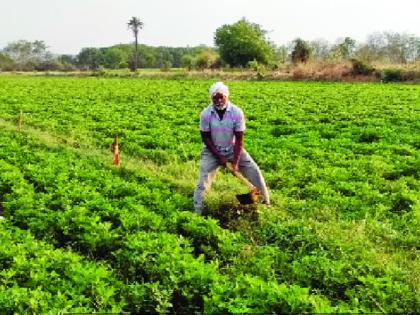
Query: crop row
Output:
[[0, 78, 418, 221], [0, 129, 348, 313], [1, 127, 418, 312], [0, 76, 419, 312], [0, 222, 125, 313]]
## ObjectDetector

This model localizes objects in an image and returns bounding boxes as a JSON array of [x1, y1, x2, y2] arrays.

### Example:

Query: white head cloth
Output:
[[209, 82, 229, 97]]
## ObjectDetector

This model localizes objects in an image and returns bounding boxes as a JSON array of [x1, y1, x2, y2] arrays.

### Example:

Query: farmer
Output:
[[193, 82, 270, 214]]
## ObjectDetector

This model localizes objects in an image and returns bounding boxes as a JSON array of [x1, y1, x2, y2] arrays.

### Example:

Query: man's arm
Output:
[[233, 131, 244, 171], [200, 131, 227, 165]]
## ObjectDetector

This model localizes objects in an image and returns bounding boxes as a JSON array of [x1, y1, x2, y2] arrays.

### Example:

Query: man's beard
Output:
[[214, 103, 227, 110]]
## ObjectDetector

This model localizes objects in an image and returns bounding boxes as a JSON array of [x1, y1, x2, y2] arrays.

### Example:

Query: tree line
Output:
[[1, 18, 419, 72], [0, 41, 219, 71]]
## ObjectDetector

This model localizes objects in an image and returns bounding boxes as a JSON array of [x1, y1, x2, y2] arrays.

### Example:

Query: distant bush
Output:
[[292, 38, 311, 64], [292, 61, 352, 81], [350, 59, 375, 75], [0, 53, 15, 71], [382, 68, 403, 82], [248, 59, 267, 80], [401, 70, 420, 82], [159, 61, 172, 72], [380, 68, 420, 82], [92, 66, 107, 76]]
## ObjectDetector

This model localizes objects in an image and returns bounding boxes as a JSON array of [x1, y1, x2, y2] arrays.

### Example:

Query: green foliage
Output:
[[77, 48, 104, 70], [330, 37, 356, 60], [0, 77, 419, 313], [86, 44, 220, 69], [0, 53, 15, 71], [174, 211, 244, 260], [347, 275, 419, 313], [194, 49, 219, 70], [103, 47, 128, 69], [382, 68, 403, 82], [116, 231, 220, 313], [384, 68, 420, 82], [214, 18, 275, 67], [2, 40, 51, 71], [247, 59, 268, 80], [0, 223, 125, 313], [181, 54, 195, 70], [205, 274, 334, 313]]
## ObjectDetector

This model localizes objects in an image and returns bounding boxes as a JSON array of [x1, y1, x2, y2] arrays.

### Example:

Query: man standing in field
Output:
[[193, 82, 270, 214]]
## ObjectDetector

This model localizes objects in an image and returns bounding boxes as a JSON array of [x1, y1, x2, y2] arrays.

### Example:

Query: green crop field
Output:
[[0, 75, 419, 313]]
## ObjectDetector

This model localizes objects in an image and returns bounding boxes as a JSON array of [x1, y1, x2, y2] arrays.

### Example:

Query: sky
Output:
[[1, 0, 420, 55]]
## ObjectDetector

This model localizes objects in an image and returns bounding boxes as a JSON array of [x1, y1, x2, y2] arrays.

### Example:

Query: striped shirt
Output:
[[199, 102, 245, 152]]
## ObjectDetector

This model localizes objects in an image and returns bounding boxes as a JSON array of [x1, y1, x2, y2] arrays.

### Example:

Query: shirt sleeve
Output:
[[234, 109, 246, 132], [199, 111, 210, 132]]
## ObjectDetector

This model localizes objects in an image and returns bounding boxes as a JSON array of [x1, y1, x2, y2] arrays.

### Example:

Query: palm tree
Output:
[[127, 17, 144, 71]]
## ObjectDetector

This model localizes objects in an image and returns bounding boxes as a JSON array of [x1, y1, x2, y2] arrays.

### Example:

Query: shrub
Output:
[[350, 59, 375, 75], [382, 68, 403, 82], [247, 59, 267, 80], [291, 61, 352, 81], [401, 70, 420, 81], [92, 66, 107, 76], [292, 38, 311, 64]]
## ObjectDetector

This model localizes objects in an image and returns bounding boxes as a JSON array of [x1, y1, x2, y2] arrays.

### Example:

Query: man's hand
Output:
[[201, 131, 229, 166], [232, 160, 240, 172], [226, 161, 239, 174]]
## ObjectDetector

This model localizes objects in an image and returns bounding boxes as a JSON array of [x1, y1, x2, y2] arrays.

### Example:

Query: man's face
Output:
[[212, 92, 227, 106]]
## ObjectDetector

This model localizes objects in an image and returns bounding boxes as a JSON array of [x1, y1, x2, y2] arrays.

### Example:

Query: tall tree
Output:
[[214, 18, 275, 67], [103, 47, 127, 69], [291, 38, 311, 64], [3, 40, 50, 70], [77, 48, 104, 70], [309, 39, 330, 61], [0, 53, 15, 70], [127, 17, 144, 71], [329, 37, 356, 60]]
